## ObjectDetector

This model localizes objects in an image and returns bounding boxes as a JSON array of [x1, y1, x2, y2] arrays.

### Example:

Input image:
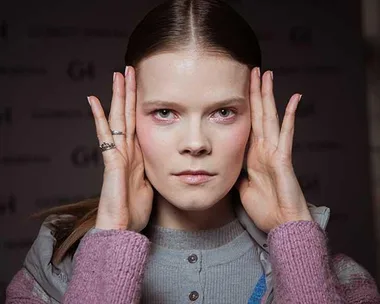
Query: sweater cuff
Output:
[[267, 219, 326, 248], [65, 229, 150, 303], [267, 220, 328, 273], [266, 220, 341, 303]]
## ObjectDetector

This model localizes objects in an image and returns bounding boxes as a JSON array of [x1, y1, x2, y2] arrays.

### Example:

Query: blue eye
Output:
[[152, 109, 175, 121], [216, 108, 236, 118], [157, 109, 171, 118], [219, 109, 232, 117]]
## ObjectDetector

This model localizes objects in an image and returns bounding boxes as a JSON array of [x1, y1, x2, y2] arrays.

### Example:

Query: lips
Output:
[[174, 170, 215, 176], [173, 170, 216, 185]]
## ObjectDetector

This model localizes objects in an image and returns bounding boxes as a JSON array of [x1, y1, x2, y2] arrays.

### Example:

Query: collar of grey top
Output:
[[144, 218, 245, 250], [22, 201, 330, 303]]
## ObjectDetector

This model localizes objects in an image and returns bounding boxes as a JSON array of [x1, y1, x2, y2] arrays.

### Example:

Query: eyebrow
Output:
[[141, 97, 246, 110]]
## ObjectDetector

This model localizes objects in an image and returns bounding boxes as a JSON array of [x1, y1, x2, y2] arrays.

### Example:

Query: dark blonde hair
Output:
[[35, 0, 261, 265]]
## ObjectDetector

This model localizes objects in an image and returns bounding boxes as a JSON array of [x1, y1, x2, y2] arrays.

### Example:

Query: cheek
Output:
[[136, 116, 167, 168], [136, 119, 154, 159], [216, 120, 251, 160]]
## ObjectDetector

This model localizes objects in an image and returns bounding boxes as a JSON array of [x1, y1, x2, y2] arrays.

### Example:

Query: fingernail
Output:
[[125, 66, 129, 77], [256, 67, 261, 78], [113, 72, 116, 82], [87, 96, 91, 106], [299, 94, 303, 102], [270, 71, 273, 80]]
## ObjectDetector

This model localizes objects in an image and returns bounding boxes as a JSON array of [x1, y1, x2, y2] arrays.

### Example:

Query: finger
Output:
[[88, 96, 117, 165], [250, 67, 264, 140], [125, 66, 137, 144], [108, 72, 127, 150], [261, 71, 280, 146], [278, 94, 302, 157]]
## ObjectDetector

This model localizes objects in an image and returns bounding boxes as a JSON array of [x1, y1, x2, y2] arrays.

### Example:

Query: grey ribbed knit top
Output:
[[141, 218, 264, 304]]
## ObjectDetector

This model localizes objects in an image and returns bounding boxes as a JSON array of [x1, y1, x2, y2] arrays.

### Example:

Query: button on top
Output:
[[187, 254, 198, 263], [189, 291, 199, 301]]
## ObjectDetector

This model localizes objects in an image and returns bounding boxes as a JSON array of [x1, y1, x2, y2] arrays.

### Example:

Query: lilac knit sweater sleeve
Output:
[[5, 228, 150, 304], [267, 220, 380, 303], [62, 229, 150, 304]]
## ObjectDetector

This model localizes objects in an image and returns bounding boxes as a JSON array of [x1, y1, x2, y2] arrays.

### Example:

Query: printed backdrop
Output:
[[0, 0, 377, 300]]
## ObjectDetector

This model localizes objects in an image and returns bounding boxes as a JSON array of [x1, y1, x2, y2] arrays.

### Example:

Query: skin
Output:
[[89, 49, 313, 233], [135, 51, 252, 230]]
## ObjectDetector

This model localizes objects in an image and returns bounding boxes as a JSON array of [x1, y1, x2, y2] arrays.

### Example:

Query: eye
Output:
[[219, 109, 231, 117], [153, 109, 175, 120], [215, 108, 236, 118]]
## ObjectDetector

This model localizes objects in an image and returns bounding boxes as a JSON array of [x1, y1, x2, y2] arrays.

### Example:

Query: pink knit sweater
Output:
[[6, 220, 380, 303]]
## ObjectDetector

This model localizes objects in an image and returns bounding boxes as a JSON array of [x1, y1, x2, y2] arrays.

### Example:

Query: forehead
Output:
[[136, 51, 250, 104]]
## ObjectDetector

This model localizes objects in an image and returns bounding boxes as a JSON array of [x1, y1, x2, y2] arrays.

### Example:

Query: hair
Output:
[[32, 0, 262, 266]]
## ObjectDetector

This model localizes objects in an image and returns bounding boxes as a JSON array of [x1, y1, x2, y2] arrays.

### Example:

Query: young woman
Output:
[[6, 0, 380, 303]]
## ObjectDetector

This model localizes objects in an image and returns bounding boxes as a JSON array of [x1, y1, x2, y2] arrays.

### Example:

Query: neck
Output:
[[151, 192, 236, 231]]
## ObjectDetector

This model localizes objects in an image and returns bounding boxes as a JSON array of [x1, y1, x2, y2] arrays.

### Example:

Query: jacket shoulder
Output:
[[22, 214, 78, 303], [6, 267, 58, 304], [331, 253, 380, 302]]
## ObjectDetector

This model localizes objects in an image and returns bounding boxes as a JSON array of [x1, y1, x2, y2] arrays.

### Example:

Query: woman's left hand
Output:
[[235, 68, 313, 234]]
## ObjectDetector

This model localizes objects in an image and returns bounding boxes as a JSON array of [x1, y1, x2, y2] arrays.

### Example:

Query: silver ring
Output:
[[99, 142, 116, 152], [111, 130, 125, 136]]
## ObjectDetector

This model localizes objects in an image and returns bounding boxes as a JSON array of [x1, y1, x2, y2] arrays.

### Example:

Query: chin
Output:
[[157, 184, 232, 211], [169, 197, 219, 211]]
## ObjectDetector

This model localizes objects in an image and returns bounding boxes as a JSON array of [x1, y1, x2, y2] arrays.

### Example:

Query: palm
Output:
[[236, 69, 312, 233], [91, 67, 153, 231], [127, 142, 154, 231]]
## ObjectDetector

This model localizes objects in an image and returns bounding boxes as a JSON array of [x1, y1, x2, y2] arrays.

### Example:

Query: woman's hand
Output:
[[88, 66, 153, 232], [235, 68, 313, 234]]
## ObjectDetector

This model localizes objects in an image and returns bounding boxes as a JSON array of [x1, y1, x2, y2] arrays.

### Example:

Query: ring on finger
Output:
[[99, 142, 116, 152], [111, 130, 125, 136]]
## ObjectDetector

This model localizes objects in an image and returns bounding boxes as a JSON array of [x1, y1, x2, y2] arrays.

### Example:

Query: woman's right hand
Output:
[[88, 66, 154, 232]]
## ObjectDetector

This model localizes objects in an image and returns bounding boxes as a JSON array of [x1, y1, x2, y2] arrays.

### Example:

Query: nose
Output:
[[179, 120, 211, 156]]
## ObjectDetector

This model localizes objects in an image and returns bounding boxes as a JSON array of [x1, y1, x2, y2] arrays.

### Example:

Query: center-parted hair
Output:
[[33, 0, 262, 265], [125, 0, 261, 69]]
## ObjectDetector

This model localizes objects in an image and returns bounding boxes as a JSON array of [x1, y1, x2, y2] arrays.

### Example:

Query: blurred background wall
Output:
[[363, 0, 380, 289], [1, 0, 378, 301]]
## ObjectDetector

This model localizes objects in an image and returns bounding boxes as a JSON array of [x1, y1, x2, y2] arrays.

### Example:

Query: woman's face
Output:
[[136, 51, 251, 211]]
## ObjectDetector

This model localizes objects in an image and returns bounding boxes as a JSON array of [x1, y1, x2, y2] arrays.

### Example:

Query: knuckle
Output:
[[262, 113, 276, 121], [95, 112, 106, 121], [103, 155, 119, 168], [113, 114, 125, 121], [283, 126, 294, 134], [284, 110, 295, 117], [262, 90, 272, 98], [96, 131, 108, 139]]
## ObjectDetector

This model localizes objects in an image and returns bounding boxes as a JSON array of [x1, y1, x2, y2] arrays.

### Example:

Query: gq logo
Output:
[[67, 60, 95, 81], [71, 146, 102, 167]]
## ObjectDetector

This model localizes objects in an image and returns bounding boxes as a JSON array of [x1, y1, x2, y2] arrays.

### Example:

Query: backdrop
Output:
[[0, 0, 376, 301]]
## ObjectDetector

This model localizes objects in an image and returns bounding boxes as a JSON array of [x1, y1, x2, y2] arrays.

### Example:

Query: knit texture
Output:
[[6, 269, 46, 304], [141, 220, 263, 303], [332, 253, 380, 303], [144, 218, 245, 249], [6, 220, 380, 303], [267, 220, 363, 303], [62, 229, 150, 304]]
